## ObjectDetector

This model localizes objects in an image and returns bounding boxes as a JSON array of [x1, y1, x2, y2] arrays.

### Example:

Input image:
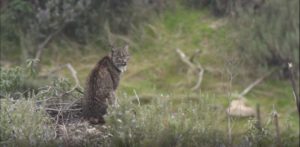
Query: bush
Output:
[[0, 59, 39, 96], [183, 0, 264, 16], [0, 68, 83, 146], [0, 66, 24, 96], [105, 95, 228, 146], [103, 94, 299, 147], [0, 0, 168, 61], [0, 97, 55, 146], [235, 0, 299, 76]]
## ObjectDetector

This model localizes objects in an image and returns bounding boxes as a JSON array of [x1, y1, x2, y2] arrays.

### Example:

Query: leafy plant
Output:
[[0, 0, 169, 61], [0, 96, 55, 146], [0, 59, 39, 96], [235, 0, 299, 76], [0, 66, 25, 96]]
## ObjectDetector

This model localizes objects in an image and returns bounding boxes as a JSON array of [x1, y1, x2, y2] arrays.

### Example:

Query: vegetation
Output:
[[235, 0, 299, 77], [0, 0, 299, 146]]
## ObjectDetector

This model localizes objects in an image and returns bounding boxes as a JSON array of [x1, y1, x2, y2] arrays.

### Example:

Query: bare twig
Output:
[[256, 103, 262, 147], [190, 49, 202, 63], [54, 106, 63, 127], [227, 113, 232, 146], [35, 25, 65, 60], [256, 104, 262, 131], [42, 63, 82, 90], [176, 48, 197, 69], [45, 108, 82, 112], [60, 124, 70, 144], [66, 63, 80, 87], [133, 89, 141, 106], [226, 68, 234, 146], [272, 106, 281, 147], [65, 99, 81, 110], [234, 68, 278, 99], [287, 63, 300, 117], [45, 64, 69, 76], [176, 48, 205, 91], [228, 69, 277, 117], [192, 66, 205, 91]]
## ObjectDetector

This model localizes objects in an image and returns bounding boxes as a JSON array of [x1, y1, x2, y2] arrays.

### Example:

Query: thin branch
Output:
[[190, 49, 202, 62], [226, 69, 234, 146], [287, 62, 300, 116], [46, 64, 69, 76], [237, 68, 277, 98], [176, 48, 205, 91], [272, 106, 281, 147], [65, 99, 81, 110], [42, 63, 82, 89], [192, 67, 204, 91], [176, 48, 196, 69], [66, 63, 80, 87], [255, 104, 262, 131], [35, 25, 65, 60], [60, 124, 70, 142], [133, 89, 141, 106], [45, 108, 82, 112]]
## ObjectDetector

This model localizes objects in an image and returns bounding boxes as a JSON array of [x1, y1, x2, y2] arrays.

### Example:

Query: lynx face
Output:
[[111, 45, 130, 72]]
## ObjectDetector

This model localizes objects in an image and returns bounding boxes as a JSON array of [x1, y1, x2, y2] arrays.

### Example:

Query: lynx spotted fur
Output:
[[83, 45, 130, 124]]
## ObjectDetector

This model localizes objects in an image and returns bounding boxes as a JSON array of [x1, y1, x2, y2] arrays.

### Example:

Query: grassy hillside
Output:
[[52, 7, 298, 143], [1, 5, 299, 147]]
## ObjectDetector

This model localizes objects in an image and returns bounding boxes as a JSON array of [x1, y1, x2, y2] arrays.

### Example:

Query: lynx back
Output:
[[83, 45, 130, 124]]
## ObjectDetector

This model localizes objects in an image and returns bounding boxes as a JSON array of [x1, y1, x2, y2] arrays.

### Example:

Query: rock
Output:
[[226, 99, 255, 117]]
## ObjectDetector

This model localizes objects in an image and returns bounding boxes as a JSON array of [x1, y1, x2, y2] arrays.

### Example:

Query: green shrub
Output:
[[104, 94, 299, 146], [235, 0, 299, 76], [0, 66, 24, 96], [0, 59, 40, 96], [0, 68, 82, 146], [0, 0, 168, 61], [0, 96, 55, 146], [183, 0, 264, 16], [105, 95, 232, 146]]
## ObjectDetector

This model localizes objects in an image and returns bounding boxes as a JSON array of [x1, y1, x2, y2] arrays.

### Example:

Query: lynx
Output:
[[83, 45, 130, 124]]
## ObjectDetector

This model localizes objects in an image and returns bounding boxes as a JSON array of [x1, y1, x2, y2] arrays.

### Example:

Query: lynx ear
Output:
[[124, 45, 129, 51]]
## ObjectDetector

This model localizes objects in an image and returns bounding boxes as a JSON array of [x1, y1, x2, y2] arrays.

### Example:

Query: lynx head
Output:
[[111, 45, 130, 72]]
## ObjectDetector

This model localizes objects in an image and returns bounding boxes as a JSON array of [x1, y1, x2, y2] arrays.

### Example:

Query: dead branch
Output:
[[190, 49, 202, 63], [42, 63, 82, 89], [66, 63, 80, 87], [45, 108, 82, 112], [287, 62, 300, 116], [192, 65, 205, 91], [272, 107, 282, 147], [228, 69, 278, 117], [46, 64, 69, 76], [65, 99, 81, 110], [35, 24, 65, 60], [176, 48, 197, 69], [176, 48, 205, 91], [133, 89, 141, 106], [227, 114, 232, 146], [235, 68, 278, 99], [255, 104, 262, 131]]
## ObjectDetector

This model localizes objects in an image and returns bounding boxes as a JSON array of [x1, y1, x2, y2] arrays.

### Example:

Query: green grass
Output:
[[51, 6, 299, 136]]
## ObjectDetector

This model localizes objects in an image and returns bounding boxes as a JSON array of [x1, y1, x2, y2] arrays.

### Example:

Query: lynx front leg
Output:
[[108, 91, 117, 106]]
